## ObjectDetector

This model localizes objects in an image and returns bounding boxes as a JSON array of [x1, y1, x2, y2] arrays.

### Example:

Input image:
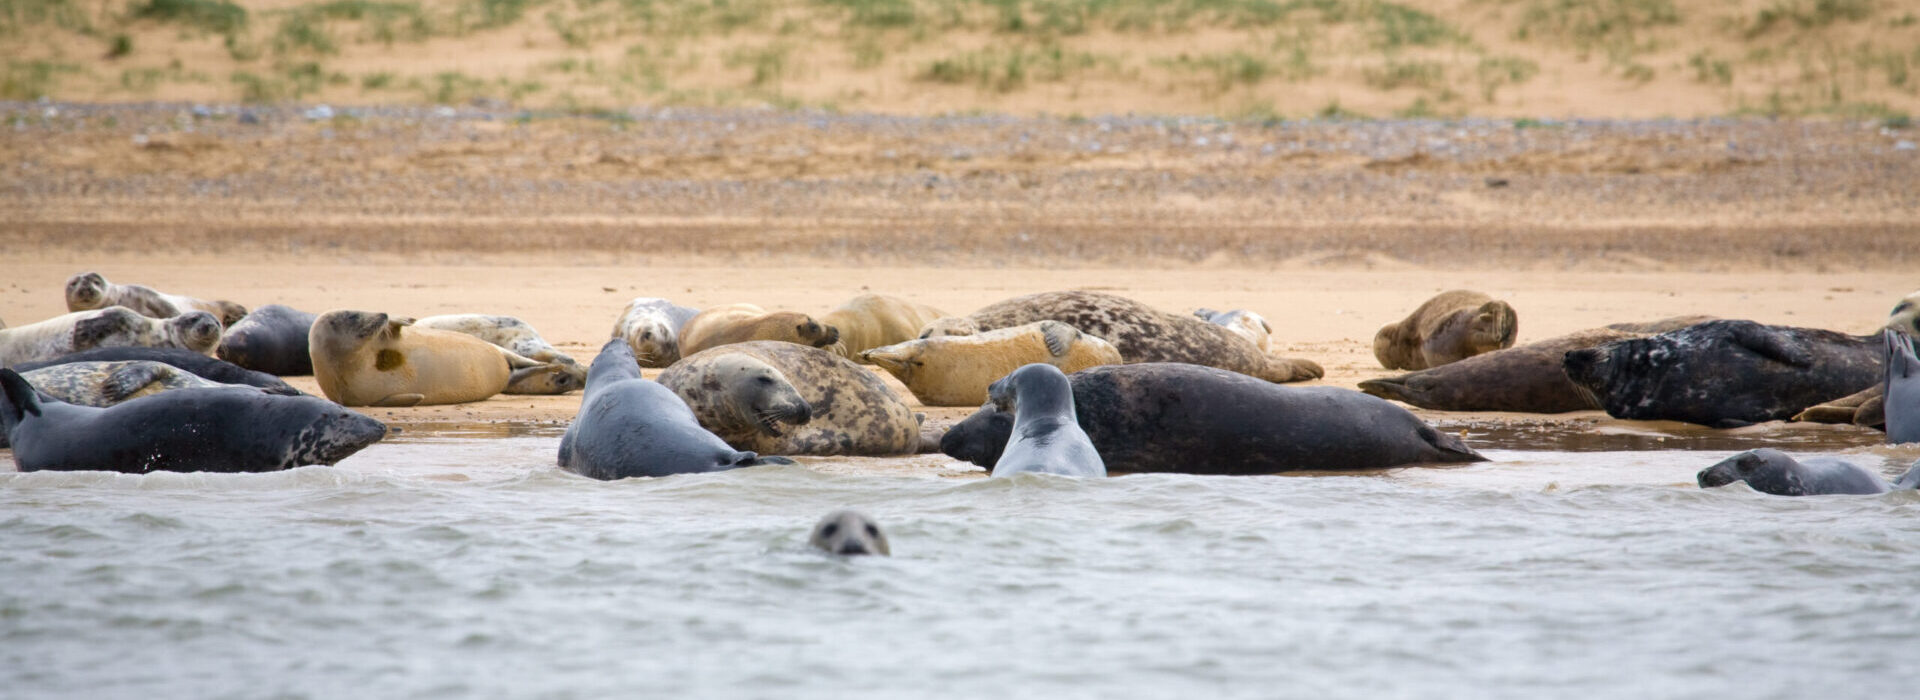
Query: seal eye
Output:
[[641, 331, 652, 340], [865, 524, 879, 538], [821, 523, 839, 538]]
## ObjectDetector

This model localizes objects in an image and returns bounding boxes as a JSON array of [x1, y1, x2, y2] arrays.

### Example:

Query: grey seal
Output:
[[216, 304, 318, 376], [985, 363, 1105, 478], [808, 510, 891, 556], [611, 297, 702, 367], [1697, 448, 1920, 496], [1361, 328, 1641, 413], [557, 340, 790, 480], [10, 346, 301, 396], [20, 360, 251, 407], [0, 307, 222, 367], [658, 341, 921, 456], [1886, 330, 1920, 444], [65, 271, 248, 326]]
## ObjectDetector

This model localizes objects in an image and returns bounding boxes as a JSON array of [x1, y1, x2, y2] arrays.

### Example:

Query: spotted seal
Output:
[[862, 321, 1122, 406], [658, 341, 920, 456], [0, 307, 222, 367], [12, 346, 301, 396], [557, 339, 792, 480], [917, 291, 1321, 383], [821, 293, 948, 362], [678, 303, 841, 358], [20, 360, 252, 407], [64, 271, 248, 326], [1373, 290, 1518, 371], [415, 314, 586, 395], [1193, 308, 1272, 352], [1697, 448, 1920, 496], [611, 297, 702, 368], [985, 363, 1105, 478], [808, 510, 890, 556], [215, 304, 318, 376], [309, 310, 545, 407], [0, 368, 386, 474]]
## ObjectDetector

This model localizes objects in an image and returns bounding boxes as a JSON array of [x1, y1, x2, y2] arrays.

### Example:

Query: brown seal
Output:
[[863, 321, 1122, 406], [821, 293, 948, 363], [309, 310, 536, 407], [1360, 328, 1640, 413], [1373, 290, 1518, 371], [657, 340, 920, 456], [677, 303, 841, 358]]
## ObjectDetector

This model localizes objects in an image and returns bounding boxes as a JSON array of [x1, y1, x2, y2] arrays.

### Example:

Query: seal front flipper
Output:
[[374, 393, 426, 407], [1038, 320, 1077, 357], [1894, 459, 1920, 490], [734, 452, 796, 467], [99, 362, 174, 403], [1729, 322, 1813, 367]]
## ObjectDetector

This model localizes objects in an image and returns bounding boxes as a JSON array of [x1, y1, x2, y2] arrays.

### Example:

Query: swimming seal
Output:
[[309, 310, 540, 407], [1563, 320, 1880, 428], [611, 297, 702, 368], [215, 304, 318, 376], [1373, 290, 1518, 370], [678, 303, 841, 357], [1885, 330, 1920, 444], [658, 341, 920, 456], [0, 307, 222, 367], [985, 364, 1105, 478], [808, 510, 891, 556], [557, 339, 791, 480], [415, 314, 586, 395], [943, 363, 1487, 474], [64, 272, 248, 326], [863, 321, 1122, 406], [821, 293, 948, 362], [1697, 448, 1920, 496], [0, 368, 385, 474]]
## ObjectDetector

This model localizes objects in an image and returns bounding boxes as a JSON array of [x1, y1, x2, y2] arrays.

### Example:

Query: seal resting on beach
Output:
[[0, 307, 222, 367], [862, 321, 1122, 407], [415, 314, 585, 394], [1697, 448, 1920, 496], [0, 368, 385, 474], [20, 360, 254, 407], [658, 341, 920, 456], [943, 363, 1484, 474], [64, 271, 247, 326], [1373, 290, 1518, 371], [611, 297, 701, 368], [309, 310, 545, 407], [821, 293, 948, 363], [216, 304, 318, 376], [12, 346, 300, 396], [1193, 308, 1272, 352], [808, 510, 891, 556], [1795, 292, 1920, 431], [678, 303, 841, 357], [1360, 327, 1651, 413], [558, 339, 791, 480]]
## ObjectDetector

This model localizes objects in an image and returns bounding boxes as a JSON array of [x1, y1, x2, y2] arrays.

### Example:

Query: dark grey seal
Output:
[[1562, 320, 1880, 428], [1697, 448, 1920, 496], [0, 368, 385, 474], [557, 339, 792, 480], [216, 304, 318, 376], [1886, 330, 1920, 444], [986, 363, 1105, 478], [11, 346, 301, 395], [943, 363, 1487, 474], [808, 510, 890, 556]]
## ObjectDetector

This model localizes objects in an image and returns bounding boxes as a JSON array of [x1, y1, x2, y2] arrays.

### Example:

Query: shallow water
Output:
[[5, 424, 1920, 699]]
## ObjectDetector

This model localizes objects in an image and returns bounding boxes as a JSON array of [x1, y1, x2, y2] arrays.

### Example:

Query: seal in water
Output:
[[1373, 290, 1518, 371], [821, 293, 949, 363], [1794, 292, 1920, 430], [64, 271, 248, 326], [1697, 448, 1920, 496], [557, 339, 791, 480], [862, 321, 1122, 407], [309, 310, 543, 407], [808, 510, 891, 556], [11, 346, 301, 396], [677, 303, 841, 357], [1359, 328, 1642, 413], [216, 304, 318, 376], [943, 363, 1487, 474], [611, 297, 702, 368], [0, 307, 222, 367], [658, 341, 920, 456], [1562, 320, 1880, 428], [1885, 329, 1920, 444], [0, 368, 386, 473], [415, 314, 586, 394], [984, 363, 1106, 478]]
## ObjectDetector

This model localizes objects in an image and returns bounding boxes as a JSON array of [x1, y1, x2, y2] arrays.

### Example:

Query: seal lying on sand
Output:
[[216, 304, 318, 376], [678, 303, 841, 358], [21, 360, 253, 407], [1373, 290, 1518, 371], [64, 272, 247, 326], [863, 321, 1122, 406], [822, 293, 948, 362], [0, 307, 222, 367], [0, 368, 385, 474], [1193, 308, 1272, 352], [558, 340, 791, 480], [986, 364, 1105, 478], [612, 297, 701, 368], [415, 314, 585, 394], [808, 511, 890, 556], [658, 341, 920, 456], [1697, 448, 1920, 496], [310, 310, 546, 407], [942, 363, 1485, 474], [1360, 327, 1646, 413], [1563, 320, 1881, 428], [12, 346, 301, 396], [919, 291, 1321, 383]]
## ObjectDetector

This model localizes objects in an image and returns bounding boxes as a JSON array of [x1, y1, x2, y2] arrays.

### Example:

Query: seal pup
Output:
[[863, 321, 1122, 406], [658, 341, 920, 456], [0, 307, 222, 367], [985, 364, 1105, 478], [1359, 328, 1643, 413], [678, 303, 841, 358], [415, 314, 586, 394], [821, 293, 949, 362], [0, 368, 386, 474], [1373, 290, 1518, 371], [216, 304, 318, 376], [917, 291, 1320, 383], [808, 510, 890, 556], [1885, 330, 1920, 444], [309, 310, 543, 407], [943, 363, 1484, 474], [12, 346, 301, 396], [1193, 308, 1273, 352], [1563, 320, 1880, 428], [21, 360, 254, 407], [557, 340, 791, 480], [64, 272, 248, 326], [611, 297, 701, 368], [1697, 448, 1920, 496]]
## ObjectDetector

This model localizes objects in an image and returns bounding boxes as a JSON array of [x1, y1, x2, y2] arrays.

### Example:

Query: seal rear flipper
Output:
[[1855, 393, 1887, 430], [0, 369, 45, 437], [1887, 329, 1919, 379], [1893, 459, 1920, 490], [1417, 424, 1487, 463], [734, 452, 796, 467], [1357, 377, 1417, 405], [100, 363, 171, 404], [1258, 357, 1324, 383], [373, 393, 426, 407], [500, 348, 545, 370]]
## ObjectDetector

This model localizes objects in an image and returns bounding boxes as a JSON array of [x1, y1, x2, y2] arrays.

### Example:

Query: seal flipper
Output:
[[373, 393, 426, 407], [1415, 424, 1487, 464], [732, 451, 796, 467], [1729, 322, 1813, 367], [1358, 376, 1417, 405], [0, 369, 46, 435], [499, 348, 546, 370], [100, 362, 171, 404], [1893, 459, 1920, 490], [1038, 321, 1076, 357]]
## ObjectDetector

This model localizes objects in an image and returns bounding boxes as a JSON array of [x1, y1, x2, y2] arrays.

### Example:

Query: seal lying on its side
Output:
[[0, 368, 386, 474], [986, 364, 1105, 478], [1373, 290, 1518, 371], [611, 297, 702, 368], [1193, 308, 1272, 352], [216, 304, 318, 376], [64, 272, 248, 326], [1563, 320, 1880, 428], [21, 360, 253, 407], [310, 310, 542, 407], [808, 511, 890, 556], [1794, 292, 1920, 430], [558, 340, 790, 480], [1359, 328, 1641, 413], [678, 303, 841, 357], [658, 341, 921, 456], [415, 314, 586, 395], [1697, 448, 1920, 496], [11, 346, 301, 396], [0, 307, 222, 367], [863, 321, 1122, 407], [942, 363, 1485, 474], [822, 293, 948, 363]]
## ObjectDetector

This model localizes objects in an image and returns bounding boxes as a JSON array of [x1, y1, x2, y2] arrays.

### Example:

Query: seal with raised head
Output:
[[985, 363, 1105, 478], [0, 368, 386, 474], [658, 341, 920, 456], [862, 321, 1123, 407], [1359, 328, 1643, 413], [309, 310, 543, 407], [64, 271, 248, 326], [1193, 308, 1273, 352], [21, 360, 253, 407], [678, 303, 841, 358], [1373, 290, 1518, 371], [611, 297, 702, 368], [1794, 292, 1919, 429], [0, 307, 222, 367], [12, 346, 301, 396], [1563, 319, 1880, 428], [1885, 330, 1920, 444], [942, 363, 1487, 474], [415, 314, 586, 395], [808, 510, 890, 556], [1697, 448, 1920, 496], [558, 339, 792, 480], [821, 293, 948, 362], [215, 304, 318, 376], [916, 291, 1321, 383]]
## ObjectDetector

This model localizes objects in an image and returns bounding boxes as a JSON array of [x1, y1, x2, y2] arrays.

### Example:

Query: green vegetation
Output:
[[1, 58, 80, 99], [1, 0, 91, 34], [132, 0, 248, 35], [921, 44, 1107, 92], [1746, 0, 1872, 37], [1363, 59, 1444, 90]]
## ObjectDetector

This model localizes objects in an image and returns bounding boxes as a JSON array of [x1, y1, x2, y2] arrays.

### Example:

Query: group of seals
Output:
[[65, 272, 248, 326], [1373, 290, 1518, 371], [415, 314, 586, 394], [678, 304, 840, 358], [0, 307, 222, 367], [558, 340, 792, 480], [863, 321, 1122, 406], [983, 364, 1106, 477], [658, 341, 921, 456], [309, 310, 548, 407], [1698, 448, 1920, 496], [612, 297, 702, 368]]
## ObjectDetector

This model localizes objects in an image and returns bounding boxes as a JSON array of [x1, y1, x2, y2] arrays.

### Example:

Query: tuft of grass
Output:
[[273, 11, 336, 55], [1, 59, 80, 99], [1747, 0, 1873, 37], [1, 0, 92, 34], [1363, 58, 1443, 90], [1515, 0, 1678, 56], [1688, 51, 1732, 86], [361, 70, 395, 90], [920, 43, 1105, 93], [725, 43, 792, 88], [1475, 55, 1537, 101], [1316, 98, 1364, 120], [1159, 51, 1278, 92], [823, 0, 915, 29], [132, 0, 248, 35], [107, 34, 133, 59]]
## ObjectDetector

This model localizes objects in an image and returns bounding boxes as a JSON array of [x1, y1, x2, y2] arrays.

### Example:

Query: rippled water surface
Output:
[[6, 424, 1920, 699]]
